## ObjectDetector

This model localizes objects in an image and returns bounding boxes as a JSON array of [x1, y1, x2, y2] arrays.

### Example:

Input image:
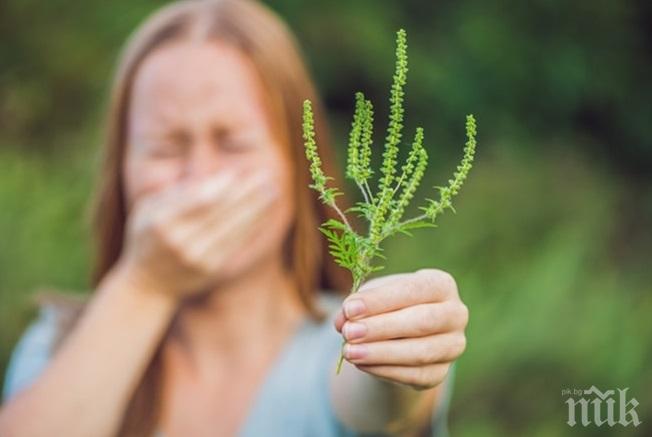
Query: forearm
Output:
[[330, 363, 447, 435], [0, 266, 177, 437]]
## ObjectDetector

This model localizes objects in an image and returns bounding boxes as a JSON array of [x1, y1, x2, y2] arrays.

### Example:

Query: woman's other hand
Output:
[[116, 169, 278, 301]]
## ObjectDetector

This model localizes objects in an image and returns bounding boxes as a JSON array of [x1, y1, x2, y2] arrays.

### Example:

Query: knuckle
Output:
[[156, 231, 177, 256], [414, 307, 435, 335], [402, 275, 422, 303], [148, 217, 170, 242], [195, 258, 214, 277], [433, 364, 450, 386], [459, 302, 470, 327], [404, 369, 422, 389], [453, 333, 467, 356], [183, 248, 214, 276], [460, 334, 467, 354], [418, 365, 448, 390], [419, 341, 438, 365], [415, 268, 440, 292], [439, 271, 459, 297], [176, 247, 197, 269], [401, 271, 425, 303], [167, 239, 198, 269], [449, 301, 469, 328], [415, 269, 458, 299], [412, 366, 435, 391]]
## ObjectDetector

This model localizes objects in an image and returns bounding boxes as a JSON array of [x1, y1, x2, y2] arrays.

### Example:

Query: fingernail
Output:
[[344, 343, 368, 360], [343, 322, 367, 340], [343, 299, 366, 319]]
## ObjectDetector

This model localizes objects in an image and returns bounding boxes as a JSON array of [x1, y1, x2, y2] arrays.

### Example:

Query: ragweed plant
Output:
[[302, 28, 478, 374]]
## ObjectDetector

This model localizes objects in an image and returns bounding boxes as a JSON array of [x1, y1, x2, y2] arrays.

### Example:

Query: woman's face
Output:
[[124, 39, 295, 280]]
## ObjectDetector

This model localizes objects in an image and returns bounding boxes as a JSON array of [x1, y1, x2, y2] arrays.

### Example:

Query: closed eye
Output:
[[148, 142, 183, 158], [145, 130, 190, 158], [213, 127, 255, 152]]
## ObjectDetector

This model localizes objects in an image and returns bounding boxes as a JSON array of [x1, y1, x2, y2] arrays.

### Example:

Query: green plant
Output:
[[302, 28, 478, 374]]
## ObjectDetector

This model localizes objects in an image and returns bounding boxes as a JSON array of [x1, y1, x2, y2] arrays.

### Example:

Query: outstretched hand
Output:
[[334, 269, 468, 390]]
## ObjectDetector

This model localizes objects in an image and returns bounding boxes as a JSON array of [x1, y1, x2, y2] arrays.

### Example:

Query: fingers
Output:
[[343, 333, 466, 366], [341, 301, 468, 343], [355, 363, 450, 391], [175, 171, 275, 242], [179, 170, 242, 211], [143, 167, 271, 225], [129, 168, 279, 286], [176, 170, 270, 220], [190, 181, 278, 265], [341, 269, 459, 320], [334, 270, 468, 390], [143, 170, 243, 222], [334, 308, 346, 333]]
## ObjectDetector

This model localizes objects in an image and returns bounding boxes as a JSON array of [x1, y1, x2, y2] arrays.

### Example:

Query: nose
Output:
[[182, 140, 221, 181]]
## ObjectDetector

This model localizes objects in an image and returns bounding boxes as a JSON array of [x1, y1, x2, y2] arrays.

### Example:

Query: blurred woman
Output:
[[0, 1, 468, 436]]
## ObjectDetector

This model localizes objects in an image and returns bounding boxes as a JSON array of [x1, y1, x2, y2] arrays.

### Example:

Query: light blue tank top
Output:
[[2, 292, 454, 436]]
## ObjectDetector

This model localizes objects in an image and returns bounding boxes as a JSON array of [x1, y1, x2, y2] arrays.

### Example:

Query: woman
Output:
[[0, 1, 469, 436]]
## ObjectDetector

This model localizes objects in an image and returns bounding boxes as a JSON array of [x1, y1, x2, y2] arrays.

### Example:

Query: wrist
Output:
[[100, 262, 180, 311], [384, 381, 442, 435]]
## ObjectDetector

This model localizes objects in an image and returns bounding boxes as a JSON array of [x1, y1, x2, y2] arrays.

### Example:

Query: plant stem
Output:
[[363, 180, 376, 204], [396, 213, 429, 228], [335, 274, 365, 374], [334, 339, 347, 375], [356, 182, 370, 204], [389, 173, 405, 200], [329, 200, 353, 231]]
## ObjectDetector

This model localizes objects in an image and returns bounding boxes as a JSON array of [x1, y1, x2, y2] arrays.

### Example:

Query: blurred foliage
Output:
[[1, 0, 650, 435]]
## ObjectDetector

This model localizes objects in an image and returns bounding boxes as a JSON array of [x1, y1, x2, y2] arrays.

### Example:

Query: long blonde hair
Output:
[[51, 1, 353, 435]]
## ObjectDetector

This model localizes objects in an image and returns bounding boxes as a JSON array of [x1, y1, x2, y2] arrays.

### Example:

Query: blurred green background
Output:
[[1, 0, 650, 435]]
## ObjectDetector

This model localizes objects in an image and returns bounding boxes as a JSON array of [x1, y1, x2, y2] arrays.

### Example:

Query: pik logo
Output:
[[562, 386, 641, 427]]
